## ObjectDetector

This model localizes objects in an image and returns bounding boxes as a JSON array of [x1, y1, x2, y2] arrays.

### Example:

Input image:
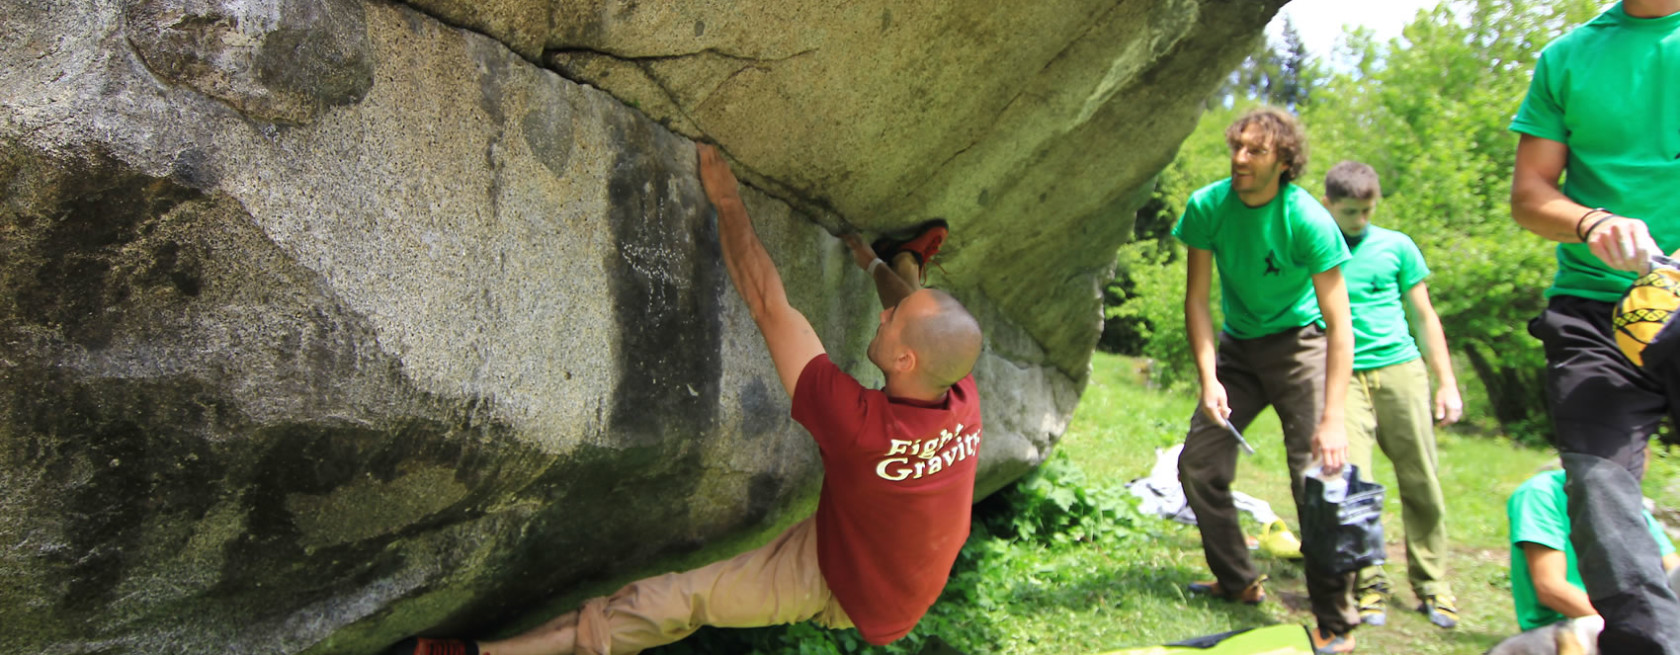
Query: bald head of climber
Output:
[[867, 288, 983, 401]]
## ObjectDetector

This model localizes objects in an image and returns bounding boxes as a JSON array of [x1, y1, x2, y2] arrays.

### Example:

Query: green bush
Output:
[[979, 450, 1141, 546], [1106, 239, 1219, 391]]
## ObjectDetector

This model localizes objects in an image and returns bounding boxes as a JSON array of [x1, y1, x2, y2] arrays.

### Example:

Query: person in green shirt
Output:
[[1508, 469, 1679, 632], [1321, 161, 1462, 630], [1509, 1, 1680, 651], [1173, 107, 1358, 653]]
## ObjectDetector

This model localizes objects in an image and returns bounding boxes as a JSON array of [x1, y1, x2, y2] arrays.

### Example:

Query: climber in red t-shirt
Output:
[[389, 143, 984, 655]]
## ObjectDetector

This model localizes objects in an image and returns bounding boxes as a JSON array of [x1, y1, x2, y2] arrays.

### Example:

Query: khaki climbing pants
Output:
[[1344, 357, 1452, 599], [568, 517, 853, 655]]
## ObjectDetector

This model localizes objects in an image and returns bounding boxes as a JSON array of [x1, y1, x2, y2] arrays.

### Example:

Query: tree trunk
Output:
[[1463, 341, 1552, 440]]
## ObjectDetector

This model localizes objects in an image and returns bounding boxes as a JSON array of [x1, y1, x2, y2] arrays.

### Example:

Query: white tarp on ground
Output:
[[1127, 444, 1281, 526]]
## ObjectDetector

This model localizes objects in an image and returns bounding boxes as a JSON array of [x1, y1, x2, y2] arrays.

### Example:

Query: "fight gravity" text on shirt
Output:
[[875, 424, 982, 482]]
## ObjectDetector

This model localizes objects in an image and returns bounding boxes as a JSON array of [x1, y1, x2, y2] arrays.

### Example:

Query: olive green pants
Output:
[[1345, 357, 1451, 599]]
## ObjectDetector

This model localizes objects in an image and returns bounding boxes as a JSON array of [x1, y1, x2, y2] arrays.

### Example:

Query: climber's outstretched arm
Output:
[[698, 143, 825, 399]]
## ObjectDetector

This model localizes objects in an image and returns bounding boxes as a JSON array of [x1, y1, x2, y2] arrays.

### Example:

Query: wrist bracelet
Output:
[[1575, 207, 1610, 242], [1581, 213, 1617, 243], [867, 258, 885, 275]]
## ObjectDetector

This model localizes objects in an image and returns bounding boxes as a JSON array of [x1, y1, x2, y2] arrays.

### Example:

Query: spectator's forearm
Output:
[[1512, 181, 1593, 243], [1321, 316, 1352, 425], [1184, 248, 1220, 387], [1511, 134, 1592, 244], [1536, 581, 1598, 619], [1313, 269, 1353, 425], [1186, 300, 1218, 385], [1419, 315, 1456, 390]]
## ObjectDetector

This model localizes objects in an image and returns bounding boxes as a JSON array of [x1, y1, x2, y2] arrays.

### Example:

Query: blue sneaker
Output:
[[1418, 595, 1458, 629], [1356, 567, 1389, 627]]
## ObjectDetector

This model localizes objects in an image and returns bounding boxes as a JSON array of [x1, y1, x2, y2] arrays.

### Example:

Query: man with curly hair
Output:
[[1173, 106, 1359, 652]]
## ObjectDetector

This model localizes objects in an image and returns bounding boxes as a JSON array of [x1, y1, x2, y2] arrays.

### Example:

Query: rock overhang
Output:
[[0, 0, 1283, 651]]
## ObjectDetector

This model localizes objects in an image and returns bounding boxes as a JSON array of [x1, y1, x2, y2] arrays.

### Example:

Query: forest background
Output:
[[1102, 0, 1610, 442]]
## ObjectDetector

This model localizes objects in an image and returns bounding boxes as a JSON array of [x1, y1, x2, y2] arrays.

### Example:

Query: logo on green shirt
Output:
[[1263, 250, 1281, 276]]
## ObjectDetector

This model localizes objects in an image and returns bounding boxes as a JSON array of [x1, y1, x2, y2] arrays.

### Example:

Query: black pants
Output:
[[1529, 295, 1680, 654]]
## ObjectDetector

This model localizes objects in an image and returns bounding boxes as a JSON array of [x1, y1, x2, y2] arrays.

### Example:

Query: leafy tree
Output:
[[1274, 19, 1320, 110], [1100, 103, 1242, 386], [1104, 0, 1612, 438], [1300, 0, 1606, 437], [1212, 17, 1323, 110], [1227, 41, 1282, 106]]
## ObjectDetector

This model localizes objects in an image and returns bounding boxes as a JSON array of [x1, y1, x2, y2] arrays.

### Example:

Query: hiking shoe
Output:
[[1357, 588, 1387, 627], [1418, 594, 1459, 629], [1355, 566, 1389, 627], [1310, 627, 1356, 654], [385, 637, 479, 655], [871, 219, 949, 280], [1187, 575, 1267, 604]]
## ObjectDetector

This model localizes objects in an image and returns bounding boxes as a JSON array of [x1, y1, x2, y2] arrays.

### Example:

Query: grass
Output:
[[656, 351, 1680, 654], [1050, 352, 1680, 654]]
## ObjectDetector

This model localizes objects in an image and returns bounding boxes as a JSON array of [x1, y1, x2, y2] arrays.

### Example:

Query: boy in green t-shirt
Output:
[[1509, 2, 1680, 651], [1507, 469, 1678, 634], [1172, 107, 1358, 653], [1320, 161, 1462, 630]]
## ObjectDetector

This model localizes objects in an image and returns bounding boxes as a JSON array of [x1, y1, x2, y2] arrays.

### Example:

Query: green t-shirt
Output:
[[1173, 180, 1351, 339], [1509, 3, 1680, 302], [1507, 470, 1676, 631], [1343, 226, 1430, 371]]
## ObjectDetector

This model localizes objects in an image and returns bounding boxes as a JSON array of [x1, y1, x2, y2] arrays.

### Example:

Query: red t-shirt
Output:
[[791, 354, 983, 645]]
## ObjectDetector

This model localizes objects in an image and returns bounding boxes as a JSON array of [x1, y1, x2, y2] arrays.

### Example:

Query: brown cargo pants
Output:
[[1178, 324, 1359, 634]]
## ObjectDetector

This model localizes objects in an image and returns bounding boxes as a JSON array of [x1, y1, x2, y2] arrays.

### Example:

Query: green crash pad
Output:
[[1093, 624, 1315, 655]]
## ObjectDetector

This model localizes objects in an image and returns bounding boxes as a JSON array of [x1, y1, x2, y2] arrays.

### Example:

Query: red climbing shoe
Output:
[[871, 219, 950, 284], [871, 219, 949, 267], [385, 637, 479, 655]]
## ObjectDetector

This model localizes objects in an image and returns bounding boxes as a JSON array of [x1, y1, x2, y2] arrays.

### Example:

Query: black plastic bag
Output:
[[1300, 465, 1386, 575]]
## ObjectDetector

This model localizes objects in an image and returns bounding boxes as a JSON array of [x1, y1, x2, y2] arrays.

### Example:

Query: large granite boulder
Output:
[[0, 0, 1279, 652]]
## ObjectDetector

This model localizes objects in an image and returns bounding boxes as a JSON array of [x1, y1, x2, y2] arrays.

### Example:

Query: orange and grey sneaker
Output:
[[871, 219, 950, 281], [1186, 574, 1267, 605], [385, 637, 479, 655], [1310, 626, 1356, 654]]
